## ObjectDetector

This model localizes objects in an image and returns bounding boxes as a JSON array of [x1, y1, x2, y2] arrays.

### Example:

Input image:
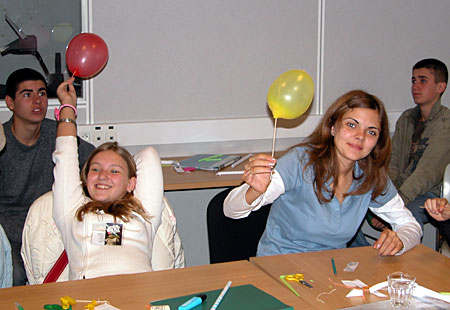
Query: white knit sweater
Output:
[[52, 136, 163, 280]]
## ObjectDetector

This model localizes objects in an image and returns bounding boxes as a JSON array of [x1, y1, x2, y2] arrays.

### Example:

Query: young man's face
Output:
[[5, 80, 48, 125], [411, 68, 446, 107]]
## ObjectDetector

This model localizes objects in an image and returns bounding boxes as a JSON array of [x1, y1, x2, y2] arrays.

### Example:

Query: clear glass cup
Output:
[[387, 272, 416, 309]]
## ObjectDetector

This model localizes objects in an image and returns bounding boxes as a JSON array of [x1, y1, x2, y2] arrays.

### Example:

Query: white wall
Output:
[[86, 0, 448, 157], [1, 0, 448, 153]]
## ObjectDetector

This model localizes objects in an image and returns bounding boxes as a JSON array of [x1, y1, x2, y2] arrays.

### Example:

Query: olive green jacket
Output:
[[389, 99, 450, 206]]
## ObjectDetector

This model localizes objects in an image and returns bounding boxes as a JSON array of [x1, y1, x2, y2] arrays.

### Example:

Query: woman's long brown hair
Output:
[[76, 142, 150, 222], [300, 90, 391, 203]]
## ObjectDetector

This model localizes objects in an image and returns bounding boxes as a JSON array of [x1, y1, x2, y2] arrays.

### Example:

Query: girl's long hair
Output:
[[300, 90, 391, 203], [76, 142, 150, 222]]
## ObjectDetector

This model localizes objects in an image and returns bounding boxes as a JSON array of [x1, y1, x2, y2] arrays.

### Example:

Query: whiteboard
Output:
[[322, 0, 450, 111], [91, 0, 319, 123]]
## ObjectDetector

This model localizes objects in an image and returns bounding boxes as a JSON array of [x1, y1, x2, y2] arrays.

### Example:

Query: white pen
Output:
[[161, 160, 180, 166], [210, 281, 232, 310], [231, 153, 253, 168], [216, 171, 244, 176]]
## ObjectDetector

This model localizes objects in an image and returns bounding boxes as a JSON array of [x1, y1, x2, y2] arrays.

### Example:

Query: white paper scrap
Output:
[[342, 280, 358, 287], [342, 279, 367, 288], [371, 291, 387, 298], [346, 289, 364, 297]]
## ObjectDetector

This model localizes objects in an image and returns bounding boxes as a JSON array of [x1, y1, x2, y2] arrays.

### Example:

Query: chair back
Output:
[[442, 163, 450, 200], [438, 163, 450, 247], [207, 188, 271, 264], [21, 192, 184, 284]]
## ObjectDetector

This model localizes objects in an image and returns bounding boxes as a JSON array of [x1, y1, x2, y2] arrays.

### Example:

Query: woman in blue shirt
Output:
[[224, 90, 421, 256]]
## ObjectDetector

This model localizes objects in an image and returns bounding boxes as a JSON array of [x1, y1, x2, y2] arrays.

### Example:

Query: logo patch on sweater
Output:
[[91, 223, 123, 246], [105, 223, 123, 245]]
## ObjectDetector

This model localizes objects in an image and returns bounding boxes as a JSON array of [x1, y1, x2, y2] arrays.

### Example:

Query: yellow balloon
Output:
[[267, 69, 314, 119]]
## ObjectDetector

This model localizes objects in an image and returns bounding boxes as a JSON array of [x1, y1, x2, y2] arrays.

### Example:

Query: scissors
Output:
[[279, 273, 314, 297], [286, 273, 314, 289]]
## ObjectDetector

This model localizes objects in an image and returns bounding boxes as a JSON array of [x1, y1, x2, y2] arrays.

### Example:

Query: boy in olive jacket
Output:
[[389, 58, 450, 230]]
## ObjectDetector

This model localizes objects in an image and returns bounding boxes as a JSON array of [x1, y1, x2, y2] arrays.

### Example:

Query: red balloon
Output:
[[66, 33, 108, 78]]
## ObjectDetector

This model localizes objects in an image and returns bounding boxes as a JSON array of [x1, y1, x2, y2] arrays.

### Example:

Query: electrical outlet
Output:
[[78, 125, 93, 143], [93, 125, 105, 145], [106, 125, 117, 142], [78, 124, 117, 146]]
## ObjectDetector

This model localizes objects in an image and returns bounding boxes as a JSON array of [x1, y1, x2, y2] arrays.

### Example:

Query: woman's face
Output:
[[86, 150, 136, 202], [331, 107, 381, 169]]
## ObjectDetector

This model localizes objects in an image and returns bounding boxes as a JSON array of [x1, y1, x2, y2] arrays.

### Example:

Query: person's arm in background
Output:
[[424, 198, 450, 221]]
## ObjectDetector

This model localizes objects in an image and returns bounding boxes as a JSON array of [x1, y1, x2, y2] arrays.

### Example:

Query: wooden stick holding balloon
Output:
[[267, 69, 314, 157]]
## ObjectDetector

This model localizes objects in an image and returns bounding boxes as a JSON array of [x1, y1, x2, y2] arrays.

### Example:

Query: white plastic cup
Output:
[[387, 272, 416, 309]]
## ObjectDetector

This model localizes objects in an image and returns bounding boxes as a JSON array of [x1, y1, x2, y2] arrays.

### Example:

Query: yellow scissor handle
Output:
[[280, 275, 300, 297], [285, 273, 304, 282]]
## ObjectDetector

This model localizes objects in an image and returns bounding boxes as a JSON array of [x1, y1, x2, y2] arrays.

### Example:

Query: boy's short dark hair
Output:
[[5, 68, 47, 99], [413, 58, 448, 84]]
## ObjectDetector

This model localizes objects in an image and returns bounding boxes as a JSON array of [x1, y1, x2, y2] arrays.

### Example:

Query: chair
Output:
[[22, 192, 185, 284], [437, 163, 450, 252], [207, 188, 271, 264], [21, 146, 185, 284]]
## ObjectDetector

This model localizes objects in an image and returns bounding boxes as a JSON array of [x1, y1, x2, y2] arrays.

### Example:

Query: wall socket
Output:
[[78, 124, 117, 146]]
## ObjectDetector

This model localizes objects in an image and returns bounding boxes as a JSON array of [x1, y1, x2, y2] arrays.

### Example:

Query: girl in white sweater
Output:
[[52, 78, 163, 280]]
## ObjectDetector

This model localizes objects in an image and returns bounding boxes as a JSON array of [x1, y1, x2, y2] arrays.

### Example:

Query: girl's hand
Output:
[[424, 198, 450, 221], [243, 154, 276, 204], [373, 229, 404, 256], [56, 77, 77, 108]]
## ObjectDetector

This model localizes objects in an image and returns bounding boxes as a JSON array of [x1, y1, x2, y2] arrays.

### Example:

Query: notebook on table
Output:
[[150, 284, 293, 310], [178, 154, 241, 171]]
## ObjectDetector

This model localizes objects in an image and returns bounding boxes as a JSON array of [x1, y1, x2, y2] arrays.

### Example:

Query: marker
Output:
[[15, 302, 24, 310], [231, 153, 253, 168], [178, 294, 207, 310], [331, 258, 337, 277], [210, 281, 232, 310], [216, 170, 244, 176]]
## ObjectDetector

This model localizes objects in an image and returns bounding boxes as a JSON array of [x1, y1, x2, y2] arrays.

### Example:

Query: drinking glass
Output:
[[387, 272, 416, 309]]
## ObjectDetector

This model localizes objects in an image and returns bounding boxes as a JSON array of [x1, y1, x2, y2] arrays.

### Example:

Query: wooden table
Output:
[[162, 152, 287, 191], [162, 155, 247, 191], [250, 244, 450, 309], [0, 260, 311, 310]]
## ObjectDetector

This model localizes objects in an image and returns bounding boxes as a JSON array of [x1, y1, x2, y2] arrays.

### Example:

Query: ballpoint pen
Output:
[[331, 257, 337, 277]]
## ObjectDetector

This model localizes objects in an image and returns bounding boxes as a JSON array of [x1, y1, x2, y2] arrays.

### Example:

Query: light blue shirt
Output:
[[257, 147, 398, 256], [0, 223, 12, 288]]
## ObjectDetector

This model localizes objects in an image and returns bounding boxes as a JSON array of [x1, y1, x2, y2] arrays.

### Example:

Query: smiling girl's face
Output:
[[331, 107, 381, 169], [86, 150, 136, 202]]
